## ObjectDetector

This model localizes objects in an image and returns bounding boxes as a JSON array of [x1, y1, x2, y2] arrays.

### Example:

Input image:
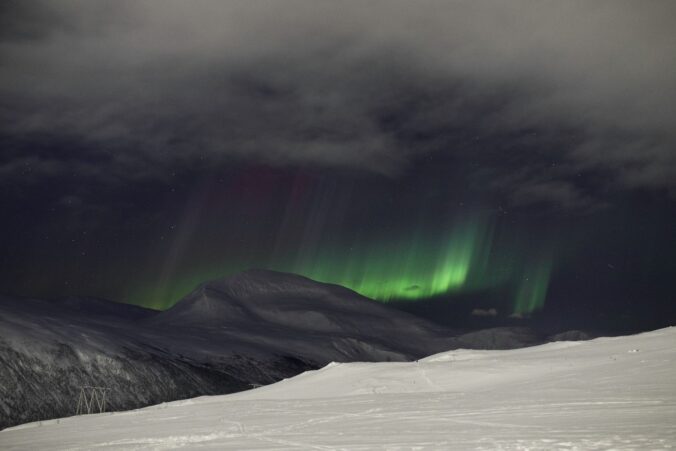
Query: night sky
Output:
[[1, 1, 675, 332]]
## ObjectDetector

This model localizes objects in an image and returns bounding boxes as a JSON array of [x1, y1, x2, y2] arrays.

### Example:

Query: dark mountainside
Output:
[[0, 269, 590, 429]]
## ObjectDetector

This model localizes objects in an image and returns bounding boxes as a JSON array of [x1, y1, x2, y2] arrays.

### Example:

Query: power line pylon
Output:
[[75, 386, 110, 415]]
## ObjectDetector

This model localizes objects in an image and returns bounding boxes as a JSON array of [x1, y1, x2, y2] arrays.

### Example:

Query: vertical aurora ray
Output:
[[285, 216, 493, 301], [513, 256, 553, 315], [129, 203, 558, 312]]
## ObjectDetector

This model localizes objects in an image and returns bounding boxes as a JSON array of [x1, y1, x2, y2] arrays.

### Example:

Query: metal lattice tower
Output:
[[75, 386, 110, 415]]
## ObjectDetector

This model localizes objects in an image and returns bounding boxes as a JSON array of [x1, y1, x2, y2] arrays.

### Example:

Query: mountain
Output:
[[149, 270, 453, 361], [2, 327, 673, 449], [0, 269, 593, 430], [0, 270, 451, 429]]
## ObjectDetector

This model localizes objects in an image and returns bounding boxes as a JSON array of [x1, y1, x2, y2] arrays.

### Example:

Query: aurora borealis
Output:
[[125, 197, 556, 316], [286, 217, 488, 301], [1, 1, 676, 333], [285, 215, 555, 312], [513, 257, 553, 316]]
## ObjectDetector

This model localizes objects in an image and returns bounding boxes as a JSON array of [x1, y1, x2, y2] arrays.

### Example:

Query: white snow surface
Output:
[[2, 327, 675, 450]]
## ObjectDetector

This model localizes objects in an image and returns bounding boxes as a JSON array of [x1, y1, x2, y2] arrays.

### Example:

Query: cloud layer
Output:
[[2, 1, 675, 204]]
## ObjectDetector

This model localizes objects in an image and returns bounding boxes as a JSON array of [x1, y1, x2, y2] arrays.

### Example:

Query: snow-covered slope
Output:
[[149, 269, 454, 361], [2, 327, 674, 450], [0, 270, 456, 429]]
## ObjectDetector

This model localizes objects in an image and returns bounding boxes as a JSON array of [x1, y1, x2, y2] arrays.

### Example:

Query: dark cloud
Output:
[[55, 194, 83, 208], [1, 1, 675, 207]]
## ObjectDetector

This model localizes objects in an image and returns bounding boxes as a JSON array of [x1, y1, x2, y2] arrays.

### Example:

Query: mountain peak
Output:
[[150, 270, 447, 350], [198, 269, 364, 302]]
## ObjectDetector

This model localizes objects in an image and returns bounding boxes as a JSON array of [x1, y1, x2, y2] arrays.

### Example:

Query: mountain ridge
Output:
[[0, 269, 593, 430], [0, 270, 452, 429]]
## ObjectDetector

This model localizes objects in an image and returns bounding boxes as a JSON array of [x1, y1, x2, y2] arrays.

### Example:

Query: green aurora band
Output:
[[133, 216, 555, 316], [513, 257, 553, 315], [285, 219, 492, 301]]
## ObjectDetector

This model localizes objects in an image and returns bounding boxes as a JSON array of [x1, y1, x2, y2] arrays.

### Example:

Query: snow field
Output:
[[2, 327, 675, 450]]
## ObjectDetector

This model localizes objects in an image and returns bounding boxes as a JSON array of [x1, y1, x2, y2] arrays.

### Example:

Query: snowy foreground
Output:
[[2, 328, 675, 450]]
